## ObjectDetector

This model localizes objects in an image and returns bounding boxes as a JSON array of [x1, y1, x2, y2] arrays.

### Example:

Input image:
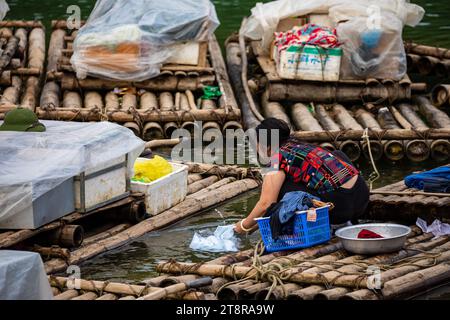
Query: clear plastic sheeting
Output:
[[417, 218, 450, 238], [0, 0, 8, 21], [242, 0, 424, 53], [0, 121, 145, 222], [190, 225, 239, 253], [71, 0, 219, 81], [0, 251, 53, 300]]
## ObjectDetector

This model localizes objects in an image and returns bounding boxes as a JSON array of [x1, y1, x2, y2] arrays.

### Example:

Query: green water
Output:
[[6, 0, 450, 295], [5, 0, 450, 48]]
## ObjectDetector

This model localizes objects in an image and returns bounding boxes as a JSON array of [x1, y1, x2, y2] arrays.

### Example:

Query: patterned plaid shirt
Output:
[[272, 142, 359, 194]]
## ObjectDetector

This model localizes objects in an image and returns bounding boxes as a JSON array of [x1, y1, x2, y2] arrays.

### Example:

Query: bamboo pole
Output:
[[20, 76, 40, 111], [287, 286, 325, 300], [431, 84, 450, 108], [261, 91, 291, 127], [354, 108, 384, 161], [82, 224, 131, 247], [222, 121, 243, 132], [36, 108, 241, 123], [47, 225, 84, 248], [121, 94, 137, 110], [417, 56, 440, 76], [160, 275, 200, 287], [145, 138, 181, 150], [28, 28, 45, 71], [96, 294, 118, 301], [217, 280, 255, 300], [63, 92, 82, 109], [14, 28, 27, 66], [0, 36, 18, 71], [45, 179, 259, 274], [61, 74, 215, 92], [72, 292, 98, 301], [405, 43, 450, 60], [237, 282, 271, 300], [84, 92, 103, 110], [143, 122, 165, 140], [124, 122, 141, 136], [54, 290, 79, 300], [291, 103, 323, 132], [187, 174, 203, 185], [314, 287, 350, 300], [40, 82, 61, 109], [415, 96, 450, 128], [187, 176, 220, 195], [435, 60, 450, 78], [430, 139, 450, 162], [140, 92, 158, 110], [164, 122, 179, 138], [180, 162, 257, 179], [137, 278, 213, 300], [315, 104, 340, 131], [0, 21, 44, 28], [407, 54, 420, 73], [255, 283, 302, 300], [340, 289, 379, 300], [47, 29, 66, 73]]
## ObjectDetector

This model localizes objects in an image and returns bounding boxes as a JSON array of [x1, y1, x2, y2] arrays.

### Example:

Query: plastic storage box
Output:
[[131, 160, 188, 216], [255, 206, 331, 253]]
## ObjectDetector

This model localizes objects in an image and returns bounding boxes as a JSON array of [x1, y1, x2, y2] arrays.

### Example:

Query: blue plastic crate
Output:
[[255, 206, 331, 253]]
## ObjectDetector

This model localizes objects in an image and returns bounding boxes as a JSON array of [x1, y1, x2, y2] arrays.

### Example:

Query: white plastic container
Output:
[[277, 45, 342, 81], [130, 160, 188, 216]]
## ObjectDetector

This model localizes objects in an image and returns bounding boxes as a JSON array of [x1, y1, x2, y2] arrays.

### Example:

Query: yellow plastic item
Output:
[[133, 156, 173, 183]]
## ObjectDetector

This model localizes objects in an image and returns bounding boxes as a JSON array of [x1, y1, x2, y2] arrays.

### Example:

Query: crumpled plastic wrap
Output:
[[0, 121, 145, 223], [0, 0, 8, 21], [417, 218, 450, 238], [0, 251, 53, 300], [71, 0, 219, 81], [190, 225, 239, 253]]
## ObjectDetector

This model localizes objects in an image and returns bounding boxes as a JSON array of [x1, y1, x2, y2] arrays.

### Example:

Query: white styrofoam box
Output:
[[277, 45, 342, 81], [166, 41, 205, 66], [0, 179, 75, 230], [74, 155, 129, 212], [130, 160, 188, 216]]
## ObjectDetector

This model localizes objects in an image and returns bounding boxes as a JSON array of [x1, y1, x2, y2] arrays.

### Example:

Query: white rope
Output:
[[362, 128, 380, 191]]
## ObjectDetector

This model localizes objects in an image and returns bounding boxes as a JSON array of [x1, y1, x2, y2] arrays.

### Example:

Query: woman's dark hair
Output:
[[255, 118, 291, 148]]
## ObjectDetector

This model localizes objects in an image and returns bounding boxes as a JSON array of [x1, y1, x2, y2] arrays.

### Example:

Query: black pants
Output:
[[277, 151, 370, 225]]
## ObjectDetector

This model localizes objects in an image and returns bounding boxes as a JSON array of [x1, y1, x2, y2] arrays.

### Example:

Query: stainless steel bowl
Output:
[[335, 223, 411, 255]]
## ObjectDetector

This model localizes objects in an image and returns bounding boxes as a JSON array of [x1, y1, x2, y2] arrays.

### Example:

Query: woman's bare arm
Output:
[[235, 170, 286, 234]]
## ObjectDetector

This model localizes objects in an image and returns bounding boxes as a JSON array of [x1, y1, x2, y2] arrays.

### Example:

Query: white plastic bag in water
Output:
[[190, 225, 239, 253], [0, 0, 9, 21]]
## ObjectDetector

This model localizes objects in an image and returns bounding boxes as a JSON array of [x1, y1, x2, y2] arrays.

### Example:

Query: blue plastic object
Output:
[[360, 30, 382, 49], [256, 206, 331, 253]]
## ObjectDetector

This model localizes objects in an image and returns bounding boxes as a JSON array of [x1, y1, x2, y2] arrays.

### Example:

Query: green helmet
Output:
[[0, 108, 46, 132]]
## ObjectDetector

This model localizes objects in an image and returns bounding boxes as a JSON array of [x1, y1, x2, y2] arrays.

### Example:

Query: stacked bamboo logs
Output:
[[37, 21, 242, 141], [149, 226, 450, 300], [369, 177, 450, 223], [0, 163, 260, 275], [0, 21, 45, 118], [405, 43, 450, 78]]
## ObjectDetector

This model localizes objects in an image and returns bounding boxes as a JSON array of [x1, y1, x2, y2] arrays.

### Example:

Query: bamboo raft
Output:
[[49, 225, 450, 300], [36, 20, 241, 140], [368, 175, 450, 224], [0, 21, 46, 119], [405, 42, 450, 79], [226, 37, 450, 163], [0, 163, 261, 275]]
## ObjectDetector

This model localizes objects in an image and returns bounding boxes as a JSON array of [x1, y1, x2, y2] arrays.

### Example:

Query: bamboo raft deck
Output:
[[0, 163, 261, 275], [0, 21, 46, 119], [226, 37, 450, 163], [36, 21, 241, 140], [368, 175, 450, 224], [48, 225, 450, 300]]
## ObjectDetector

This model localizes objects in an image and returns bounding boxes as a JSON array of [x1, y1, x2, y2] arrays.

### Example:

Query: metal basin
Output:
[[335, 224, 412, 255]]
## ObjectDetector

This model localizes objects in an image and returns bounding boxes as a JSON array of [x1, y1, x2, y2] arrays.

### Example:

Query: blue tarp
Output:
[[404, 166, 450, 193]]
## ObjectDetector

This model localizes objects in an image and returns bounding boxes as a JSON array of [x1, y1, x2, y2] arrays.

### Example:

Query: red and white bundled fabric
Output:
[[274, 23, 340, 53]]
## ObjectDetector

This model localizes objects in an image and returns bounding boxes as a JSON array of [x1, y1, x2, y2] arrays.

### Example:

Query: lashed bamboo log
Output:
[[140, 92, 158, 110], [47, 225, 84, 248], [200, 278, 229, 295], [137, 277, 212, 300], [217, 280, 255, 300], [160, 275, 200, 287], [430, 139, 450, 162], [287, 286, 325, 300], [122, 94, 137, 110], [40, 82, 61, 109], [63, 91, 82, 109], [405, 43, 450, 60], [84, 92, 103, 110], [187, 174, 203, 185], [27, 28, 45, 71], [72, 292, 98, 300], [407, 54, 420, 72], [187, 176, 220, 195], [222, 121, 243, 132], [178, 92, 190, 111], [268, 82, 409, 103], [82, 224, 131, 247], [237, 282, 271, 300], [340, 289, 379, 300], [140, 275, 170, 287], [164, 122, 179, 138], [36, 108, 241, 123], [255, 283, 302, 300], [417, 56, 441, 75], [332, 105, 362, 161], [435, 60, 450, 78], [61, 74, 215, 92], [124, 122, 141, 136], [105, 92, 120, 110], [159, 92, 174, 111], [398, 103, 428, 129], [54, 290, 79, 300], [20, 76, 40, 111], [354, 108, 384, 161], [45, 179, 259, 274], [181, 162, 258, 179], [47, 29, 66, 73], [0, 21, 44, 28], [143, 122, 164, 140], [0, 27, 13, 38], [261, 91, 291, 127], [315, 104, 340, 131], [291, 103, 322, 132], [0, 81, 21, 105], [14, 28, 27, 65], [415, 96, 450, 128], [314, 287, 350, 300], [30, 245, 70, 261], [431, 84, 450, 108], [96, 294, 118, 301], [0, 36, 18, 71], [145, 138, 181, 150], [376, 107, 406, 161], [201, 99, 217, 110]]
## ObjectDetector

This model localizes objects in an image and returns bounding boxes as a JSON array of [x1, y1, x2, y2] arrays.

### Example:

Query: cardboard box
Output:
[[166, 41, 208, 67], [277, 45, 342, 81]]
